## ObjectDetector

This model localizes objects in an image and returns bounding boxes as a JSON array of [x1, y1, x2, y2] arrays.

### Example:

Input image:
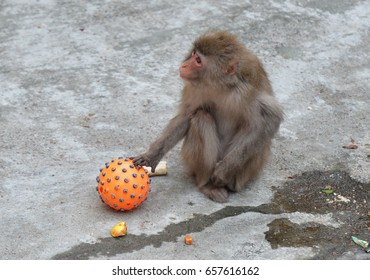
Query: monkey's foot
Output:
[[199, 184, 229, 203]]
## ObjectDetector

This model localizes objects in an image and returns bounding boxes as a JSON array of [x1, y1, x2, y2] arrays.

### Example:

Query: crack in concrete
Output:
[[53, 203, 282, 259]]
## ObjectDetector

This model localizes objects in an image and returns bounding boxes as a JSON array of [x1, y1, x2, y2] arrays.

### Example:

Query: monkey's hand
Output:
[[132, 153, 160, 173], [210, 162, 233, 188]]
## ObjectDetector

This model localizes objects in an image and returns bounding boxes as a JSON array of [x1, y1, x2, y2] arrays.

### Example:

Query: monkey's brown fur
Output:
[[133, 31, 283, 203]]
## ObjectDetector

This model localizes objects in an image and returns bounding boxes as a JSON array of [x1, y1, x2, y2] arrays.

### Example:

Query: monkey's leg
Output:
[[230, 143, 271, 192], [181, 110, 229, 203]]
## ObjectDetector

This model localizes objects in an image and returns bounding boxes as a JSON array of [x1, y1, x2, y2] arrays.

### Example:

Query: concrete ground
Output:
[[0, 0, 369, 260]]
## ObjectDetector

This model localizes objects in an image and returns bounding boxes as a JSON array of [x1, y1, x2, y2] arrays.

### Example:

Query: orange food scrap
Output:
[[184, 235, 193, 245]]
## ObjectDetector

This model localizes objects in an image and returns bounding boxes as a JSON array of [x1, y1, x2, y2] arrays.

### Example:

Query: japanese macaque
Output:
[[133, 31, 283, 203]]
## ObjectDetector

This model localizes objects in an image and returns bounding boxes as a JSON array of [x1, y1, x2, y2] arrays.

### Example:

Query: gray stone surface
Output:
[[0, 0, 369, 260]]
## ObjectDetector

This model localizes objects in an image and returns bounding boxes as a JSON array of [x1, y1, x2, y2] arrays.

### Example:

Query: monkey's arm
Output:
[[211, 125, 265, 185], [133, 114, 190, 172], [212, 96, 283, 186]]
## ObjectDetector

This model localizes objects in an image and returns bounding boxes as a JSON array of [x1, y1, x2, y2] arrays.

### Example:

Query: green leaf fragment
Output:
[[351, 236, 370, 252], [321, 189, 334, 194]]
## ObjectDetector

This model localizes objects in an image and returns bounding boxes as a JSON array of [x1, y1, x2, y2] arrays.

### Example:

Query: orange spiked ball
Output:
[[96, 158, 151, 211]]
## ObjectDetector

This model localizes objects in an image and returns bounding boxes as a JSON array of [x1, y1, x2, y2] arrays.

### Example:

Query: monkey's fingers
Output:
[[132, 155, 158, 173], [211, 173, 226, 188], [132, 156, 148, 167], [146, 162, 157, 173], [199, 184, 229, 203], [209, 188, 229, 203]]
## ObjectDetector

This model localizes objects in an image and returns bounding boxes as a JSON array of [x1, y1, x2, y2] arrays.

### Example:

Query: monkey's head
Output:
[[179, 31, 244, 85]]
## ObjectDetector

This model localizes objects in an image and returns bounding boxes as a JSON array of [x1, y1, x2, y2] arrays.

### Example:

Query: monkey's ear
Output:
[[226, 61, 237, 75]]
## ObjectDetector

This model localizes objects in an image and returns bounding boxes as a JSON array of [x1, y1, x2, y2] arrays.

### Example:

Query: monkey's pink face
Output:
[[179, 50, 205, 81]]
